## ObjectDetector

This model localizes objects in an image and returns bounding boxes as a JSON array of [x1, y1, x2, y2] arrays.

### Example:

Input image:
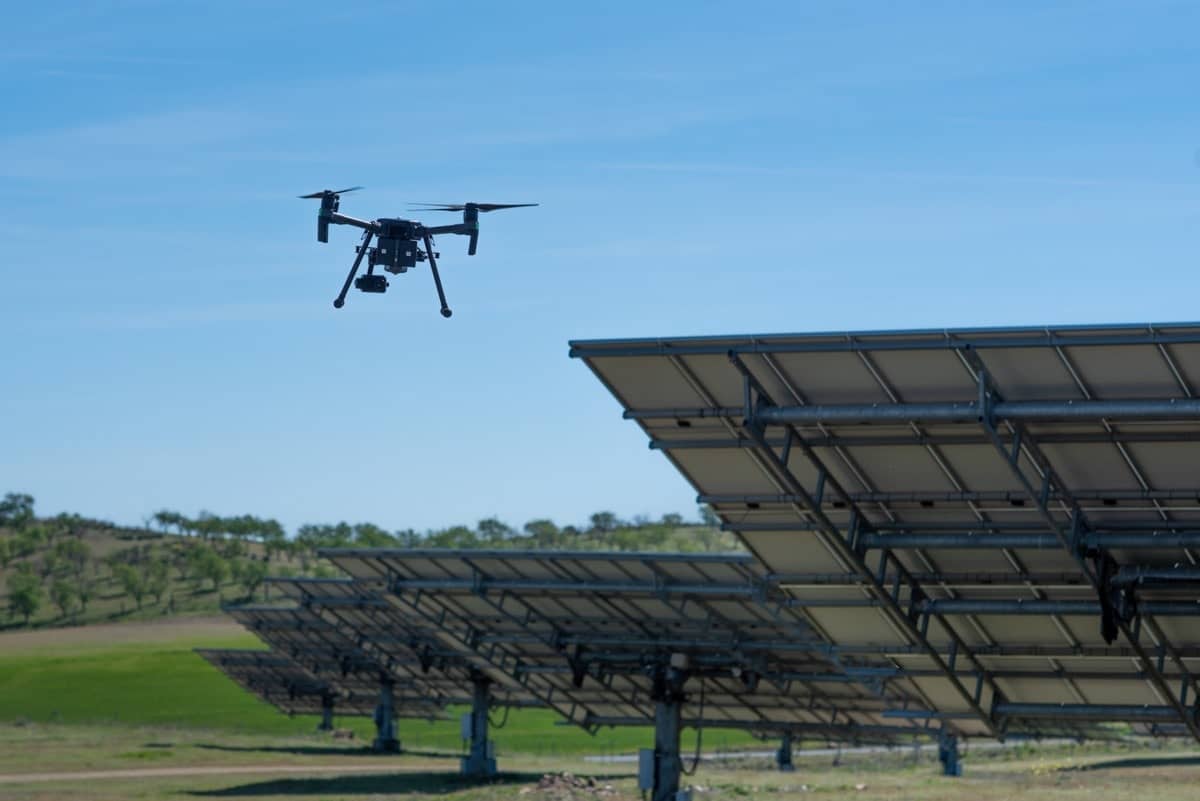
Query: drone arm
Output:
[[333, 229, 375, 309], [328, 211, 378, 232], [423, 223, 469, 235]]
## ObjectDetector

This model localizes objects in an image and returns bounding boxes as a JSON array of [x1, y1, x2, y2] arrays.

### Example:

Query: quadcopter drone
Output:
[[299, 187, 536, 317]]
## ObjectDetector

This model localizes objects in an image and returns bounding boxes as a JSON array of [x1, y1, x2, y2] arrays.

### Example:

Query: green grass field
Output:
[[0, 619, 759, 757], [5, 620, 1200, 800]]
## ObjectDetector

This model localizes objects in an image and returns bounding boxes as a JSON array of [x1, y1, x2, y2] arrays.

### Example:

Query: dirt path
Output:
[[0, 616, 242, 651], [0, 761, 437, 784]]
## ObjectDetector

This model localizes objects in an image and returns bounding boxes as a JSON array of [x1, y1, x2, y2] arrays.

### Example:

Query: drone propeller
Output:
[[410, 202, 538, 212], [298, 186, 363, 199]]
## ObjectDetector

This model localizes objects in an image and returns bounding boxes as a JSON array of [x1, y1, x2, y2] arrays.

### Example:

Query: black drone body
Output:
[[299, 187, 536, 317]]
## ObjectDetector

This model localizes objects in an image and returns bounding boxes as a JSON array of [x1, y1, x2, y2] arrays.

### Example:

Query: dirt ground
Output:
[[0, 616, 242, 651], [2, 723, 1200, 801]]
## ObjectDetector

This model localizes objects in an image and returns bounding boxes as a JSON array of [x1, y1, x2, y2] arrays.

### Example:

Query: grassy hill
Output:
[[0, 493, 741, 632]]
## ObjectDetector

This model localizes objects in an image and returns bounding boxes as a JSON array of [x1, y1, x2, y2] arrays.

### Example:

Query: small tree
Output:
[[7, 573, 41, 624], [476, 518, 513, 544], [196, 548, 228, 590], [235, 558, 267, 599], [698, 504, 720, 528], [0, 537, 11, 568], [146, 560, 170, 605], [50, 579, 77, 619], [660, 513, 684, 527], [0, 493, 35, 529], [524, 519, 559, 547], [76, 576, 94, 615], [114, 564, 148, 609], [589, 511, 620, 533], [39, 551, 60, 579], [260, 520, 288, 560], [54, 538, 91, 579]]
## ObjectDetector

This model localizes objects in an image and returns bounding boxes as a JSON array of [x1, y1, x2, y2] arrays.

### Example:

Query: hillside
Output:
[[0, 492, 741, 631]]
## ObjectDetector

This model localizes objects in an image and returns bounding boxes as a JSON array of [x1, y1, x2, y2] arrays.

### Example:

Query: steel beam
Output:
[[994, 703, 1190, 722], [569, 327, 1200, 360], [729, 526, 1200, 551]]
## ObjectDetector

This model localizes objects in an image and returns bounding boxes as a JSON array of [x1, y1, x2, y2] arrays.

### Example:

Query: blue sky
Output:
[[2, 1, 1197, 533]]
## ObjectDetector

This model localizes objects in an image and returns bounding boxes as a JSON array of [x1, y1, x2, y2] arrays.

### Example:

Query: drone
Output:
[[299, 187, 536, 317]]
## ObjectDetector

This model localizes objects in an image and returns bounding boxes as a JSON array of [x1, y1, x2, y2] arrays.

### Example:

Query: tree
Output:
[[235, 559, 267, 599], [114, 564, 147, 609], [50, 579, 77, 619], [698, 504, 720, 528], [523, 519, 559, 547], [476, 518, 513, 543], [12, 527, 44, 558], [0, 493, 34, 529], [589, 511, 620, 533], [259, 520, 288, 560], [660, 513, 684, 527], [76, 577, 95, 615], [151, 509, 188, 535], [352, 523, 395, 548], [38, 551, 60, 579], [146, 560, 170, 605], [7, 573, 41, 624], [195, 548, 228, 590], [54, 538, 91, 579], [0, 537, 10, 568]]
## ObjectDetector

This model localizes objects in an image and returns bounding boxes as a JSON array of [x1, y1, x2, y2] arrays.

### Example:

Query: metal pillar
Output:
[[372, 677, 399, 753], [776, 731, 794, 772], [641, 659, 689, 801], [318, 693, 334, 732], [461, 673, 497, 778], [938, 731, 961, 777]]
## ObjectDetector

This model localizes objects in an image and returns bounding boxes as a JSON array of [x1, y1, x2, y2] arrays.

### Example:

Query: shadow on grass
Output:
[[1070, 755, 1200, 771], [188, 771, 545, 796], [193, 743, 458, 759]]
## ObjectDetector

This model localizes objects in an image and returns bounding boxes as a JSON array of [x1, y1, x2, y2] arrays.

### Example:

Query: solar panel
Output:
[[572, 323, 1200, 743], [196, 648, 379, 717], [225, 603, 470, 708], [264, 576, 548, 711]]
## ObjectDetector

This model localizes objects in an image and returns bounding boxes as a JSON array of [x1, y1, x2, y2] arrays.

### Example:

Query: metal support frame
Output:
[[649, 663, 688, 801], [461, 671, 497, 778], [937, 730, 960, 777], [776, 731, 794, 772], [966, 357, 1200, 744], [318, 693, 334, 732], [373, 677, 400, 753], [730, 352, 1002, 737]]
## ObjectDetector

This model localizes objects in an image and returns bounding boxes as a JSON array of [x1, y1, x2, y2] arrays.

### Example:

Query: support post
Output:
[[640, 658, 689, 801], [318, 693, 334, 732], [776, 731, 794, 772], [461, 672, 497, 778], [372, 677, 399, 753], [938, 731, 961, 777]]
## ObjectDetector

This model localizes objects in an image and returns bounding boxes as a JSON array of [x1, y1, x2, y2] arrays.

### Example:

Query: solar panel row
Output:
[[571, 323, 1200, 750]]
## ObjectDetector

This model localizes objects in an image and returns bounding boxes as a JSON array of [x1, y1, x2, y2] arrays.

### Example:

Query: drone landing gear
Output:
[[333, 230, 375, 309], [422, 232, 453, 318]]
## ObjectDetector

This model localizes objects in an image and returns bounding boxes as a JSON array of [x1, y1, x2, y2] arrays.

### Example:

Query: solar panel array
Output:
[[317, 548, 930, 743], [571, 323, 1200, 742]]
